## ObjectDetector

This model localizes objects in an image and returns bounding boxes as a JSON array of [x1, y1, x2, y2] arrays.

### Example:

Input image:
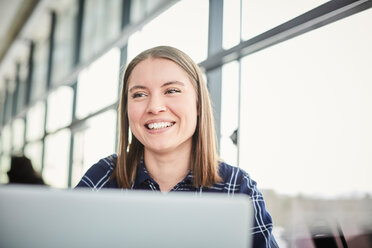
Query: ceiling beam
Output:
[[0, 0, 40, 65]]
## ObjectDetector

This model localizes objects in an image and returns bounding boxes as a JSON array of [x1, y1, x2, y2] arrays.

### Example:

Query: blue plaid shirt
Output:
[[76, 154, 278, 248]]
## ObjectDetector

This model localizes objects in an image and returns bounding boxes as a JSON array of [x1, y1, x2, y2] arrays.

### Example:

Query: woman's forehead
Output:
[[127, 58, 192, 88]]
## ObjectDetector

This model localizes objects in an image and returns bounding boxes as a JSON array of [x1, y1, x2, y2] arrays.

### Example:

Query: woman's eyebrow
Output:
[[162, 81, 185, 87], [129, 85, 147, 93], [129, 81, 185, 92]]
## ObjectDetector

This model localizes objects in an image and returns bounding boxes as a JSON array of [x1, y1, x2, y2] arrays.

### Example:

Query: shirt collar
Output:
[[133, 160, 194, 187], [182, 171, 194, 185], [134, 160, 153, 186]]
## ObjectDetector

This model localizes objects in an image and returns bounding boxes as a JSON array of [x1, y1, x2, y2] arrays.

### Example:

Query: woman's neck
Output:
[[144, 146, 192, 193]]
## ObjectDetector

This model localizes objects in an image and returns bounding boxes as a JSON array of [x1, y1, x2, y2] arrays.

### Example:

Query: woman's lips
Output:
[[144, 120, 176, 131]]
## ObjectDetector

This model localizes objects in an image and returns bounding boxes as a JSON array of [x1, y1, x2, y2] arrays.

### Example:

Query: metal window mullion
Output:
[[40, 100, 48, 173], [25, 41, 35, 106], [46, 11, 56, 89], [22, 116, 27, 154], [41, 10, 57, 177], [12, 63, 21, 116], [1, 82, 8, 126], [236, 59, 242, 167], [207, 0, 223, 152], [67, 0, 85, 187], [237, 0, 243, 167], [4, 79, 12, 124], [200, 0, 372, 72], [121, 0, 131, 29], [68, 81, 78, 188], [22, 41, 34, 158], [116, 45, 128, 152], [74, 0, 85, 66], [117, 0, 131, 152]]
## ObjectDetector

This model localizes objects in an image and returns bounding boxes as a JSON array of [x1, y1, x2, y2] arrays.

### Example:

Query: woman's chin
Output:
[[145, 147, 173, 155]]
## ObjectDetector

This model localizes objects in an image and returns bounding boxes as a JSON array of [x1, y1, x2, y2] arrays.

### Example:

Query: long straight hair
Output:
[[113, 46, 221, 188]]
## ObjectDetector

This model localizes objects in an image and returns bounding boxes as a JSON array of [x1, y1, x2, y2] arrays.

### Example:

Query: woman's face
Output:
[[127, 58, 198, 155]]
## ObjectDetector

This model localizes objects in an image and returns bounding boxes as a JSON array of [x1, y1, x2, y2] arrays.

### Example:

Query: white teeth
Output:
[[148, 122, 174, 130]]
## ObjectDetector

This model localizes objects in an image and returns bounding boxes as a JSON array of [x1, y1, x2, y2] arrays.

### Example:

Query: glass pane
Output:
[[130, 0, 168, 23], [70, 131, 85, 187], [0, 154, 11, 184], [43, 129, 71, 188], [0, 129, 2, 153], [146, 0, 167, 14], [220, 61, 239, 166], [24, 141, 43, 173], [52, 0, 77, 85], [2, 124, 12, 153], [76, 48, 120, 119], [31, 40, 48, 102], [12, 118, 25, 151], [128, 0, 209, 63], [3, 80, 14, 123], [239, 8, 372, 197], [223, 0, 241, 49], [0, 87, 4, 124], [130, 0, 146, 23], [16, 63, 28, 113], [46, 86, 73, 132], [71, 110, 116, 187], [241, 0, 328, 41], [81, 0, 121, 62], [26, 101, 45, 141]]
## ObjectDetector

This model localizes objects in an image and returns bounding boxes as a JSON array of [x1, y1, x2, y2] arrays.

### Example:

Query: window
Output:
[[223, 0, 241, 49], [12, 118, 25, 152], [26, 101, 45, 142], [241, 0, 328, 40], [0, 154, 11, 183], [220, 61, 239, 165], [43, 129, 71, 188], [46, 86, 73, 133], [52, 0, 77, 85], [81, 0, 121, 62], [76, 48, 120, 119], [24, 141, 43, 173], [128, 0, 209, 63], [2, 78, 14, 124], [0, 86, 5, 124], [71, 110, 117, 187], [15, 62, 28, 113], [0, 125, 12, 183], [239, 8, 372, 197], [1, 124, 12, 155], [130, 0, 168, 23], [30, 40, 49, 102]]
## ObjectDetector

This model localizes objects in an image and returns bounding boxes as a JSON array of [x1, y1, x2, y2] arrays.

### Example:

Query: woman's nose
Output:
[[146, 96, 167, 114]]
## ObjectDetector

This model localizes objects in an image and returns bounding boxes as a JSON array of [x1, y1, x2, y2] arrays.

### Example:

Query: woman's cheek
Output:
[[128, 102, 142, 121]]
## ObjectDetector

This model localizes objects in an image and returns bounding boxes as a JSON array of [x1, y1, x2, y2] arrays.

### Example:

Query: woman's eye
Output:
[[165, 88, 181, 94], [132, 92, 147, 98]]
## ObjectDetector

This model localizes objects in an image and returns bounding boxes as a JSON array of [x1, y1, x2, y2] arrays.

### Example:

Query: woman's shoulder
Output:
[[75, 154, 117, 189], [88, 154, 117, 173], [217, 161, 260, 196], [217, 162, 276, 248], [218, 161, 250, 182]]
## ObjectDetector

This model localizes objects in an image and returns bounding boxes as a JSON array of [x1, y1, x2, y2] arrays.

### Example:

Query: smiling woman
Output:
[[76, 46, 278, 248], [117, 46, 218, 191]]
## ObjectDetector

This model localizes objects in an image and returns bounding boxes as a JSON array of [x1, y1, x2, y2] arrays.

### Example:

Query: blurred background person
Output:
[[7, 155, 46, 185]]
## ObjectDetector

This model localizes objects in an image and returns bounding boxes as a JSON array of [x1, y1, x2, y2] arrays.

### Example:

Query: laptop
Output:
[[0, 185, 253, 248]]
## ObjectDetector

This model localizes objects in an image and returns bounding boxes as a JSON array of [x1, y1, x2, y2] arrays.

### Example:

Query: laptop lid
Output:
[[0, 185, 253, 248]]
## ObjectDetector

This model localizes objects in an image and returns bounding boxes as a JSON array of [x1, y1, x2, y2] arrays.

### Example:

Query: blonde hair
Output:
[[113, 46, 221, 188]]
